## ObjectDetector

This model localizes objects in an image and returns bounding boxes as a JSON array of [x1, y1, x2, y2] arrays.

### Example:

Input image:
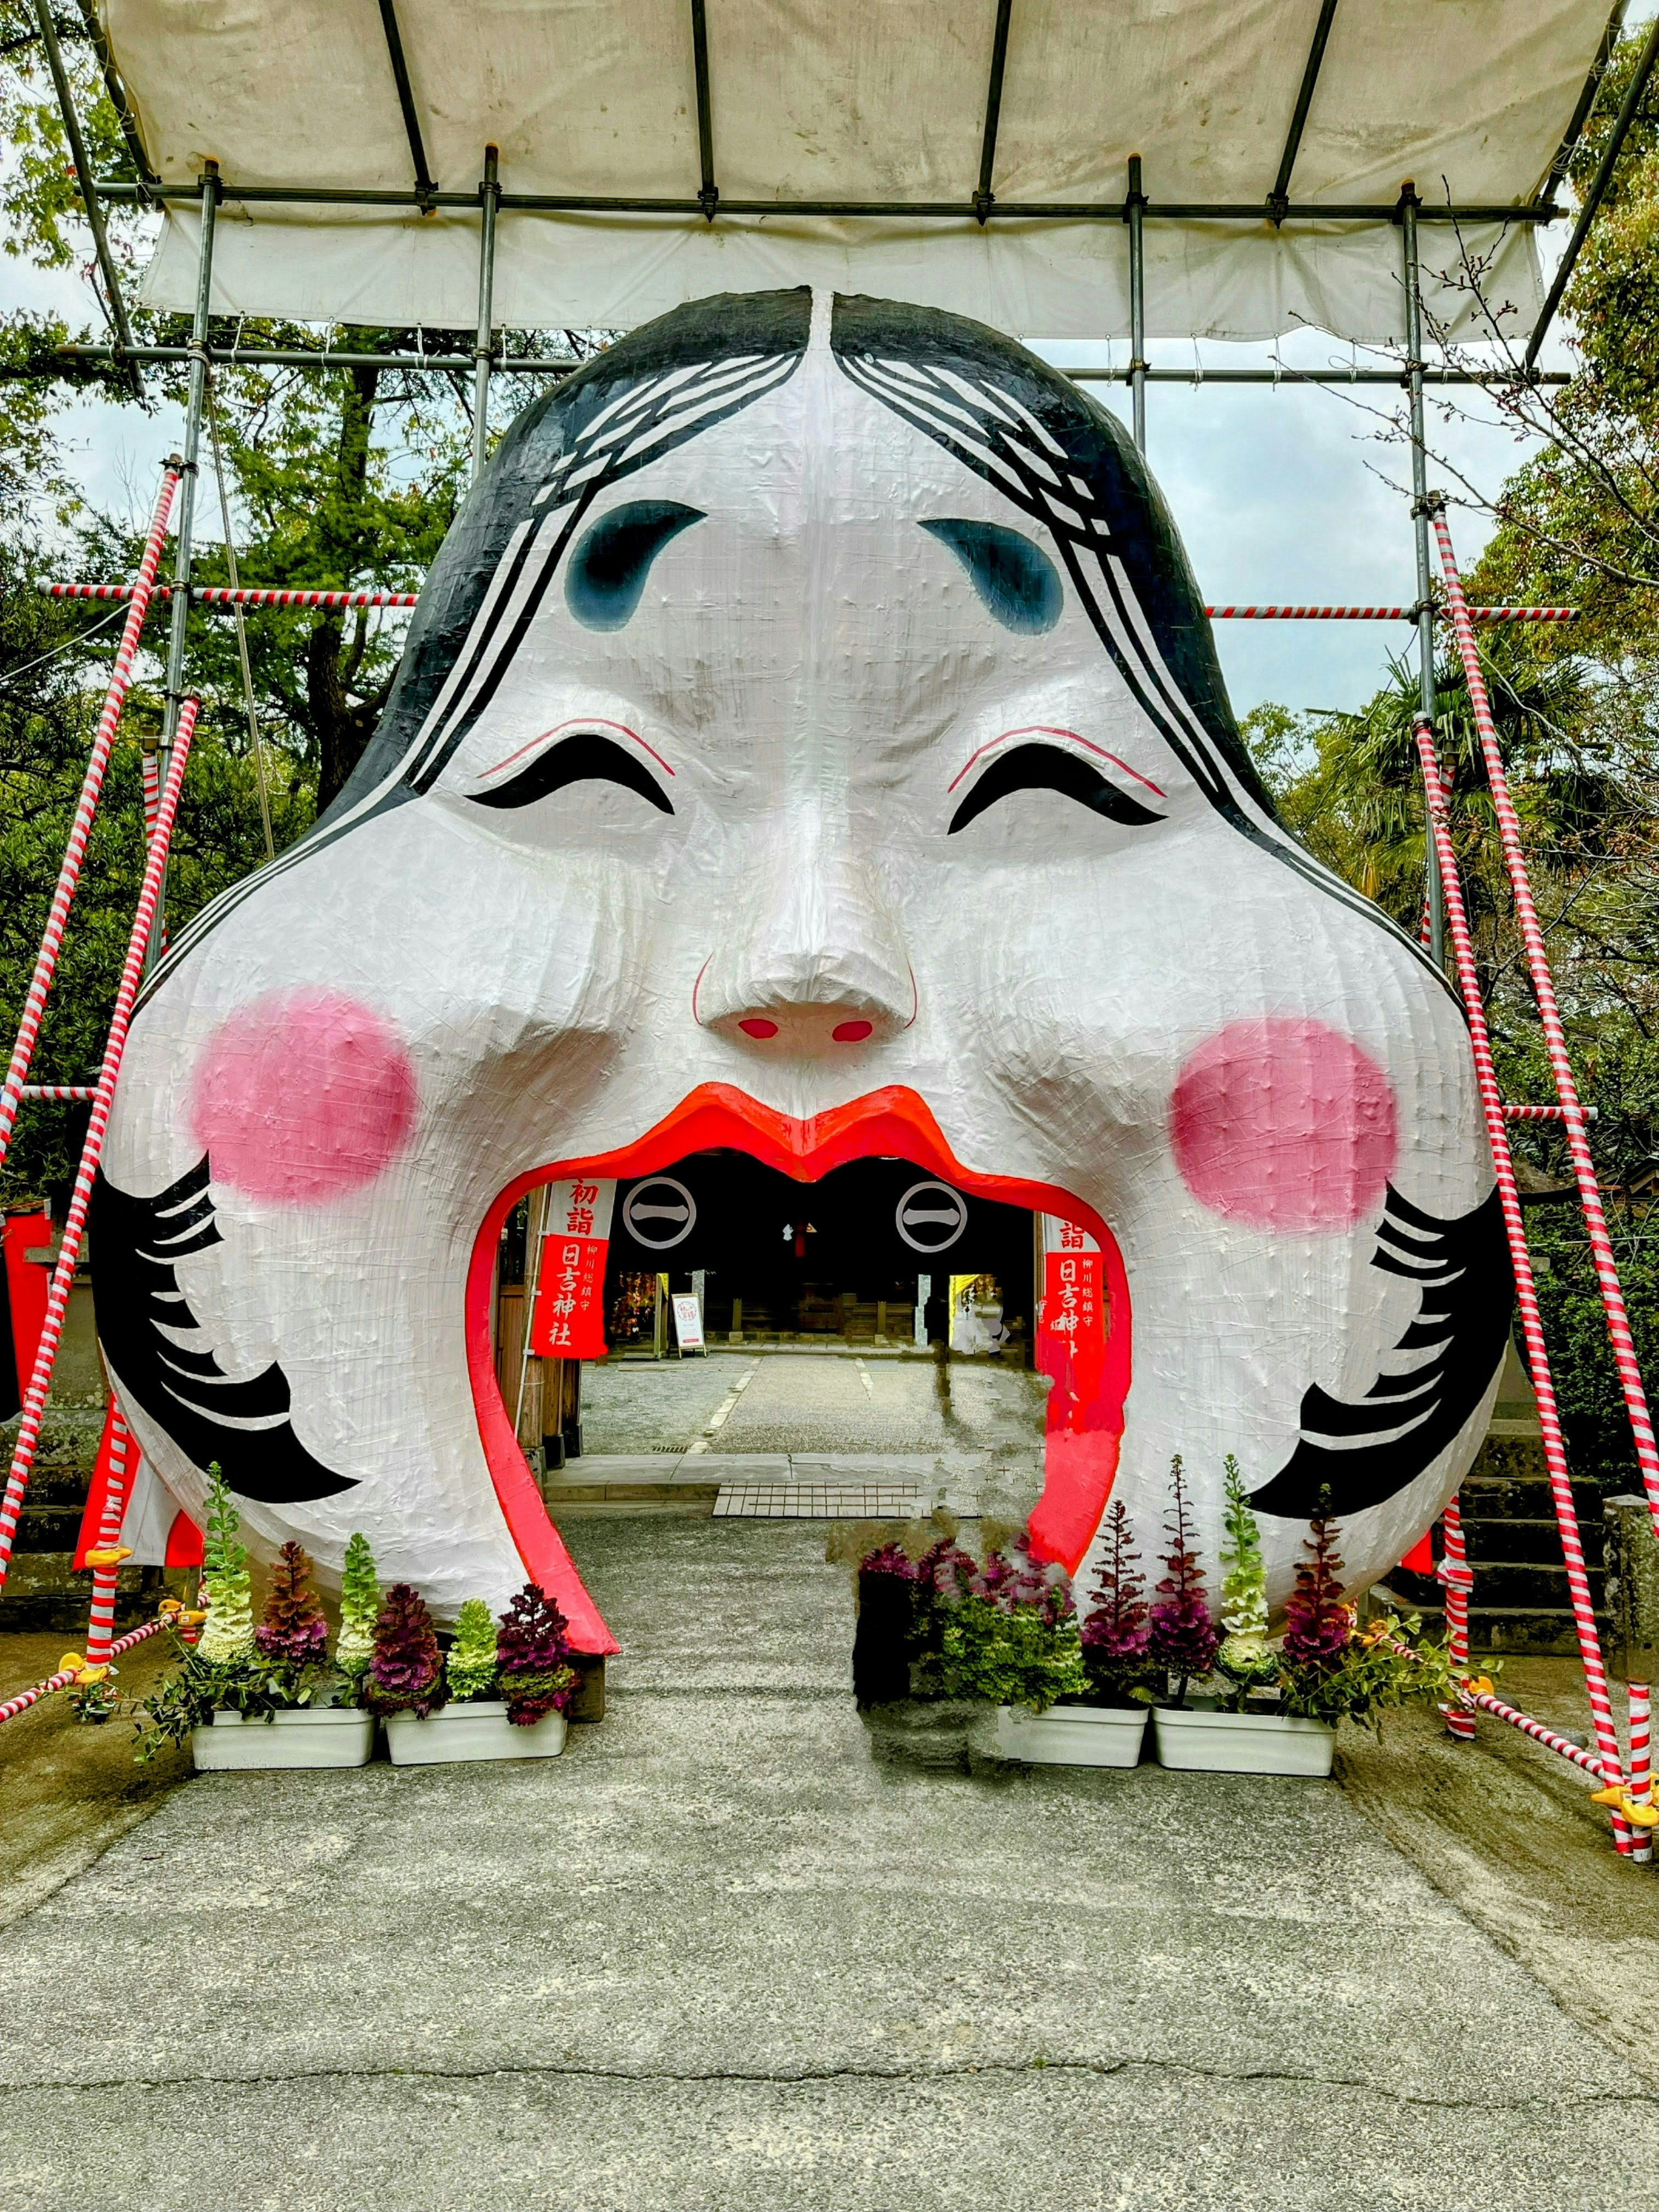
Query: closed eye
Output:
[[948, 743, 1166, 834], [468, 732, 674, 814]]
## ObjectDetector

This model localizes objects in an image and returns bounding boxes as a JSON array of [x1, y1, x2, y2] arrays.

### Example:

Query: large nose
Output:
[[695, 794, 913, 1054]]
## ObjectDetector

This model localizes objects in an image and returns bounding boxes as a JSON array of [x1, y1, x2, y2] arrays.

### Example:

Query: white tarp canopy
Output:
[[111, 0, 1613, 343]]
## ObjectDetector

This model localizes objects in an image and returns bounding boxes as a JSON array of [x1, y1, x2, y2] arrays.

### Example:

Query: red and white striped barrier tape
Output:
[[0, 1615, 166, 1728], [0, 707, 197, 1597], [1433, 510, 1659, 1543], [0, 467, 178, 1178], [41, 582, 419, 609], [39, 583, 1575, 622], [1202, 604, 1576, 621], [1412, 715, 1634, 1849]]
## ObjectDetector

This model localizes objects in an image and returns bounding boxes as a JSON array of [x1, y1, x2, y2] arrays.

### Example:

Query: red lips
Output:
[[467, 1084, 1134, 1644]]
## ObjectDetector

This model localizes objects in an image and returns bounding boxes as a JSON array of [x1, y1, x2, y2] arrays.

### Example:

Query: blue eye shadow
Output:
[[919, 518, 1063, 634], [566, 500, 706, 630]]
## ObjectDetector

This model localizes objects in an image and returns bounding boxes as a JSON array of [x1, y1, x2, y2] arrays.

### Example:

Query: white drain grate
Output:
[[713, 1484, 923, 1519]]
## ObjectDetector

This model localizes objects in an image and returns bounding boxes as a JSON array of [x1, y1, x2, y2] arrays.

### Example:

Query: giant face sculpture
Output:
[[94, 289, 1507, 1649]]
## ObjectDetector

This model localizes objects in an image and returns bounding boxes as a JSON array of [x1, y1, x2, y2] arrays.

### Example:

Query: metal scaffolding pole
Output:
[[1524, 12, 1659, 369], [31, 0, 142, 391], [1126, 154, 1147, 451], [151, 162, 219, 973], [1401, 186, 1444, 970], [472, 146, 500, 483]]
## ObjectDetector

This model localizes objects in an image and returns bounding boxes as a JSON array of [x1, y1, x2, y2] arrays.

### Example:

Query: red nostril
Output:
[[738, 1017, 779, 1039], [833, 1019, 874, 1043]]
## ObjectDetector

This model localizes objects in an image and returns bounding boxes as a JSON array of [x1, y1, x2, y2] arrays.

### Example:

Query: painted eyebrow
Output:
[[948, 741, 1166, 834], [467, 718, 674, 814], [919, 517, 1062, 634], [565, 499, 706, 630], [947, 728, 1165, 798]]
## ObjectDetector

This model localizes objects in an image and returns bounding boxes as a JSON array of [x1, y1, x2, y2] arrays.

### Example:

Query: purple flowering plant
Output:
[[1080, 1500, 1157, 1707], [1147, 1454, 1220, 1705]]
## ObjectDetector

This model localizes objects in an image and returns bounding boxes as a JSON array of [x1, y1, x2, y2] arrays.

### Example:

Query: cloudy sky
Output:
[[14, 227, 1568, 722]]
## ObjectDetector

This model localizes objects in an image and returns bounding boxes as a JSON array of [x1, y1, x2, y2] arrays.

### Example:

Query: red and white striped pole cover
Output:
[[0, 466, 179, 1176], [0, 706, 197, 1598], [83, 1402, 136, 1667], [0, 1616, 166, 1729], [1628, 1684, 1653, 1864], [1411, 715, 1633, 1848], [1432, 506, 1659, 1542], [19, 1087, 98, 1101], [1437, 1496, 1477, 1741]]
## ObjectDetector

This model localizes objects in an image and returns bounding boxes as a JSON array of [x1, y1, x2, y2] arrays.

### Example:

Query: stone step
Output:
[[1464, 1516, 1606, 1567]]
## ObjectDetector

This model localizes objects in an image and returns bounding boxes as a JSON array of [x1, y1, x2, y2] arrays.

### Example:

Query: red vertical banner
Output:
[[1029, 1215, 1122, 1572], [1039, 1236, 1107, 1420], [530, 1178, 616, 1360]]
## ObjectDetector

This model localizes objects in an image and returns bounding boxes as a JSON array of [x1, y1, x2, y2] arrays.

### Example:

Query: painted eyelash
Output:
[[947, 742, 1166, 834], [468, 731, 674, 815]]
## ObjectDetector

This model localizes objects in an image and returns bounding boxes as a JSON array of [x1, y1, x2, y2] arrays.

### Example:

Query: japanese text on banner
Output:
[[530, 1178, 616, 1360], [1037, 1217, 1107, 1427]]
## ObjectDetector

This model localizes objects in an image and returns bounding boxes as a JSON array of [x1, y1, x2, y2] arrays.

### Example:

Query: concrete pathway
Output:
[[2, 1517, 1656, 2210]]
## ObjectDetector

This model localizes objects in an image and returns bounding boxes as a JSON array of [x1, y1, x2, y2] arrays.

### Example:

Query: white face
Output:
[[98, 292, 1503, 1634]]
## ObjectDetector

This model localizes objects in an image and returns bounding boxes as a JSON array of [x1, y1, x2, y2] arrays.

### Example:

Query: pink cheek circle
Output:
[[1168, 1017, 1399, 1232], [189, 988, 418, 1205]]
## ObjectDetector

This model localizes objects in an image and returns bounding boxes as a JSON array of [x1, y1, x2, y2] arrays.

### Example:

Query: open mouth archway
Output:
[[467, 1084, 1132, 1642]]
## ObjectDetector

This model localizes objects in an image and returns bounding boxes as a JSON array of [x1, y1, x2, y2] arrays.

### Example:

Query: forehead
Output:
[[441, 352, 1167, 767]]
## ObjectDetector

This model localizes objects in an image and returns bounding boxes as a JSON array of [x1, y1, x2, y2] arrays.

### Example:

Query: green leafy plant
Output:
[[938, 1545, 1087, 1715], [446, 1598, 500, 1703], [1280, 1610, 1459, 1729], [1215, 1456, 1277, 1710], [134, 1465, 285, 1760], [196, 1464, 254, 1665], [334, 1531, 381, 1691]]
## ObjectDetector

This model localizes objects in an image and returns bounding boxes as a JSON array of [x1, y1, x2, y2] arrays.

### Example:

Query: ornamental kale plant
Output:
[[1081, 1500, 1155, 1707], [1147, 1454, 1219, 1704], [253, 1539, 332, 1672], [334, 1531, 380, 1688], [496, 1583, 576, 1726], [134, 1472, 291, 1759], [446, 1598, 500, 1703], [1281, 1493, 1353, 1675], [1215, 1456, 1277, 1709], [196, 1464, 254, 1666], [364, 1584, 447, 1719]]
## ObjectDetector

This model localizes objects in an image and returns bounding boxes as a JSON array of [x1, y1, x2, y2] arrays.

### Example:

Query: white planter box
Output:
[[193, 1707, 374, 1772], [995, 1701, 1150, 1767], [1153, 1705, 1336, 1777], [383, 1699, 568, 1766]]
